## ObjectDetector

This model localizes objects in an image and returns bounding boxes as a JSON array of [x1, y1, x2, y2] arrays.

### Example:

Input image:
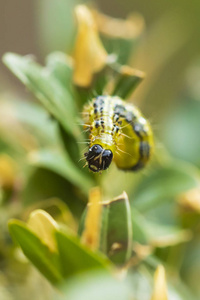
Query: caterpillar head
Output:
[[84, 144, 113, 172]]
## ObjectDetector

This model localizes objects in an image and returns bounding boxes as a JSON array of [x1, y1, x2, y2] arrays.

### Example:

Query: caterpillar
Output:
[[83, 95, 154, 172]]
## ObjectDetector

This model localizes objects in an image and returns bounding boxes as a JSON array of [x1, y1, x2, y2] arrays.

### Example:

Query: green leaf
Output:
[[74, 65, 111, 107], [57, 122, 80, 166], [133, 160, 200, 212], [21, 168, 86, 217], [15, 93, 81, 165], [111, 65, 145, 99], [8, 220, 62, 285], [3, 53, 79, 138], [74, 85, 95, 107], [55, 230, 110, 278], [102, 37, 136, 65], [79, 192, 133, 265], [100, 192, 133, 265], [13, 99, 57, 147], [46, 52, 74, 94], [28, 148, 94, 194]]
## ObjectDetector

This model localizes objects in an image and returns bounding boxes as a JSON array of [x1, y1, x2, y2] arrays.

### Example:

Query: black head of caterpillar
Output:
[[84, 144, 113, 172], [82, 95, 154, 173]]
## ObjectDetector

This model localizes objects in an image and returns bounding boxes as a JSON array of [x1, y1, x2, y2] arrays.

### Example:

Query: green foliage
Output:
[[3, 53, 78, 138], [111, 66, 145, 99], [161, 98, 200, 167], [133, 160, 200, 211], [1, 2, 200, 300], [100, 193, 132, 265], [132, 207, 191, 246], [28, 148, 94, 194], [55, 230, 110, 278], [8, 214, 110, 287], [8, 219, 62, 285], [79, 192, 133, 265]]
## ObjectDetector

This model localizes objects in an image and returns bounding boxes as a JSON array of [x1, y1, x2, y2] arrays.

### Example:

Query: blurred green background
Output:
[[1, 0, 200, 111], [1, 0, 200, 299], [1, 0, 200, 162]]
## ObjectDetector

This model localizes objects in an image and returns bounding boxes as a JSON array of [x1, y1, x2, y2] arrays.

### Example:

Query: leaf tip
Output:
[[151, 265, 168, 300]]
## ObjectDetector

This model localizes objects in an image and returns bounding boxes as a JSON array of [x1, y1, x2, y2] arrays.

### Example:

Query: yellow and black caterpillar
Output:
[[83, 95, 154, 172]]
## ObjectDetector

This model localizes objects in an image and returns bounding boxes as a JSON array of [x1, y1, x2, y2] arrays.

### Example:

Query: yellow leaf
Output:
[[177, 188, 200, 212], [93, 10, 145, 40], [73, 5, 108, 87], [81, 187, 102, 251], [0, 154, 17, 188], [27, 209, 58, 252], [151, 265, 168, 300]]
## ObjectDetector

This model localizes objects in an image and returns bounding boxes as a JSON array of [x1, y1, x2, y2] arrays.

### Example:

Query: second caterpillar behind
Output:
[[83, 95, 154, 172]]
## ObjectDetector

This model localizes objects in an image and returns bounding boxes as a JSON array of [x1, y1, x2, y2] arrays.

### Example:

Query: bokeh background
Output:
[[1, 0, 200, 104], [1, 0, 200, 163], [1, 0, 200, 299]]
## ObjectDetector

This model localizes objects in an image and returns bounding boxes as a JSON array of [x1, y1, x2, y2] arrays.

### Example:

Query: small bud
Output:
[[151, 265, 168, 300], [0, 154, 17, 188]]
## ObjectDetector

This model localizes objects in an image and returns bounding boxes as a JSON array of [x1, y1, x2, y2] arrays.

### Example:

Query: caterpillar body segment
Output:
[[113, 102, 154, 170], [83, 96, 153, 172]]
